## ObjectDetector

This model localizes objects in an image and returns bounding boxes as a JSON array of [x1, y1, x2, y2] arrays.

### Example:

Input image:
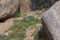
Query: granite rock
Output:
[[42, 1, 60, 40], [0, 0, 19, 19]]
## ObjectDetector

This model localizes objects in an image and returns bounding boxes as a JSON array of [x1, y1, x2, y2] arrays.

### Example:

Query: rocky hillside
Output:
[[0, 0, 58, 40]]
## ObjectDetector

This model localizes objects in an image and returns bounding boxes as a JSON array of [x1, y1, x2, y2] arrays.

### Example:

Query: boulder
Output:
[[0, 0, 19, 19], [42, 1, 60, 40], [0, 17, 23, 34]]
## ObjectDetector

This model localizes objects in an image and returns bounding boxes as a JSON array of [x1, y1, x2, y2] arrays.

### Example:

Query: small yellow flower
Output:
[[8, 30, 12, 34], [8, 30, 15, 34], [5, 32, 9, 36]]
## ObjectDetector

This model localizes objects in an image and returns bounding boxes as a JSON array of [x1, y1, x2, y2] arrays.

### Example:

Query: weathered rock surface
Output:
[[0, 0, 19, 19], [42, 1, 60, 40], [0, 17, 23, 34], [0, 18, 14, 34]]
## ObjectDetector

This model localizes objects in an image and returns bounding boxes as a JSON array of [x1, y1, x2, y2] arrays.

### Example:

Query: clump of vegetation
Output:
[[38, 27, 47, 39], [0, 16, 42, 40], [15, 12, 21, 18]]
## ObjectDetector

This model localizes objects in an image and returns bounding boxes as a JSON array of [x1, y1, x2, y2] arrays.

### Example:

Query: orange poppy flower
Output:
[[29, 31, 33, 35], [15, 27, 20, 30]]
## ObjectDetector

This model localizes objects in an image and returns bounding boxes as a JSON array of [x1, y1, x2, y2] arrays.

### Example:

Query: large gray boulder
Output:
[[42, 1, 60, 40], [0, 0, 19, 19]]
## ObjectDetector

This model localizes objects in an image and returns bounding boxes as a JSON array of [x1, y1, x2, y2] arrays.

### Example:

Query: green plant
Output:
[[0, 16, 43, 40], [15, 12, 21, 18]]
